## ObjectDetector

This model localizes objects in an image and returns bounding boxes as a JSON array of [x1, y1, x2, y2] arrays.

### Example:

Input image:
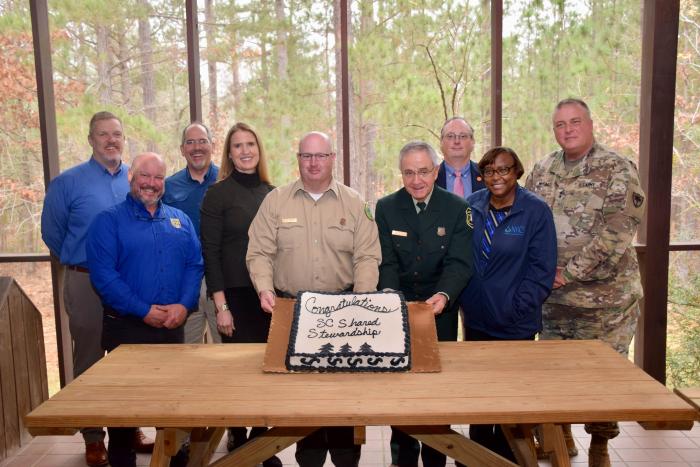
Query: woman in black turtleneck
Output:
[[199, 122, 279, 465]]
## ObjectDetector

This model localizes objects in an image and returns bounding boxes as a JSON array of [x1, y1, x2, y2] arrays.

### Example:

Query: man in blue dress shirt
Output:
[[163, 122, 220, 343], [41, 111, 153, 466], [86, 152, 203, 467]]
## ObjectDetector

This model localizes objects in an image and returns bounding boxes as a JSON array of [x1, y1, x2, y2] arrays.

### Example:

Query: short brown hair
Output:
[[218, 122, 272, 184], [478, 146, 525, 180], [89, 111, 122, 136]]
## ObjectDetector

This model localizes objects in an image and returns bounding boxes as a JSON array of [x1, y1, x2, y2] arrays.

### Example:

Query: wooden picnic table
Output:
[[24, 340, 696, 467], [674, 387, 700, 420]]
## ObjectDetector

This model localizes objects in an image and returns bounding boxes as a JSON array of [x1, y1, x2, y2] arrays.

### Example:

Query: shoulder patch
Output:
[[364, 202, 374, 221], [170, 218, 182, 229], [466, 207, 473, 229], [632, 192, 644, 208], [621, 186, 646, 221]]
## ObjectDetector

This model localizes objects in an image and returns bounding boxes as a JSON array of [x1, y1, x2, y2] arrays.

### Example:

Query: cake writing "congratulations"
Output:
[[286, 291, 411, 372]]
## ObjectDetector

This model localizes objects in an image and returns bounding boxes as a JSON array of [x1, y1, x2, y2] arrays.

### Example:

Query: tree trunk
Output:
[[206, 0, 218, 125], [333, 0, 344, 181], [275, 0, 291, 137], [95, 24, 111, 104], [138, 0, 157, 152], [231, 40, 241, 116], [275, 0, 288, 80], [354, 0, 374, 200], [116, 29, 138, 158]]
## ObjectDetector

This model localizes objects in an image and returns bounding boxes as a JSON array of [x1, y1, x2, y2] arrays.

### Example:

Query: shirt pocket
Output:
[[278, 223, 304, 250], [327, 223, 354, 253], [392, 235, 412, 253], [425, 231, 450, 256], [165, 190, 188, 204], [571, 195, 604, 232]]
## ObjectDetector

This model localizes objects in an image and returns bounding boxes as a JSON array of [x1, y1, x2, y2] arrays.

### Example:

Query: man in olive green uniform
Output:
[[525, 98, 646, 467], [375, 140, 473, 467], [246, 131, 380, 467]]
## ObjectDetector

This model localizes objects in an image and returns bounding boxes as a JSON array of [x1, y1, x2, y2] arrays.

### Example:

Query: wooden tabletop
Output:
[[24, 340, 696, 433], [675, 387, 700, 419]]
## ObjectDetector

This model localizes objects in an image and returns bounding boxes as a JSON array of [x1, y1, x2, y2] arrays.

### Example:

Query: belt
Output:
[[274, 286, 355, 299], [67, 265, 89, 273], [103, 306, 139, 321], [275, 288, 295, 299]]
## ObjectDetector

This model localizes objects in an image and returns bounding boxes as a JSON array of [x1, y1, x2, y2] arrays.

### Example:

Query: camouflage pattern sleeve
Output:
[[563, 157, 645, 282], [524, 168, 537, 192]]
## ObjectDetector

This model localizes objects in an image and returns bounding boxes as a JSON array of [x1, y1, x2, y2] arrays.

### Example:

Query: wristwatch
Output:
[[217, 303, 230, 314]]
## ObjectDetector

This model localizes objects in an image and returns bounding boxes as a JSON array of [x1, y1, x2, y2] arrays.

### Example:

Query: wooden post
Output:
[[29, 0, 71, 387], [635, 0, 680, 383], [186, 0, 203, 123]]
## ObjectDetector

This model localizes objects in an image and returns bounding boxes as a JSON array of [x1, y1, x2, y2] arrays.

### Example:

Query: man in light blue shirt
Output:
[[163, 122, 220, 343], [41, 111, 153, 466]]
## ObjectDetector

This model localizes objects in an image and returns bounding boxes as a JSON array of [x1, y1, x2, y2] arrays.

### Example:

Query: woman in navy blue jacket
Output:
[[458, 146, 557, 460]]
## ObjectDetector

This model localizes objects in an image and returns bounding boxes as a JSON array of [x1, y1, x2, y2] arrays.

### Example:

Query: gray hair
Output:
[[181, 122, 213, 145], [398, 140, 440, 169], [554, 98, 592, 119]]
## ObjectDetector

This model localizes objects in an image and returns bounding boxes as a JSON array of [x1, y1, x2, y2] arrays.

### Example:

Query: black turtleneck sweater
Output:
[[200, 170, 274, 292]]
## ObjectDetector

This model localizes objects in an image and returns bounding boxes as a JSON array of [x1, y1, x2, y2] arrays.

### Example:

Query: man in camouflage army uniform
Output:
[[525, 98, 646, 467]]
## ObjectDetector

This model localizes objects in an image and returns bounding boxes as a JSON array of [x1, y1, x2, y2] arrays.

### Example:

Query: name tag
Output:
[[281, 218, 298, 223], [391, 230, 408, 237]]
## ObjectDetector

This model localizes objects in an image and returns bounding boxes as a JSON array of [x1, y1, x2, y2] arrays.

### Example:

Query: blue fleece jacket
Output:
[[459, 185, 557, 339]]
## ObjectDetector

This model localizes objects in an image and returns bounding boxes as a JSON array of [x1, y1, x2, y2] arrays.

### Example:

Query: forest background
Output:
[[0, 0, 698, 394]]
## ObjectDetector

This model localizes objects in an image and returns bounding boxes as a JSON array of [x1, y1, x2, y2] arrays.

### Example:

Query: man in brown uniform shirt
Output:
[[246, 131, 380, 467]]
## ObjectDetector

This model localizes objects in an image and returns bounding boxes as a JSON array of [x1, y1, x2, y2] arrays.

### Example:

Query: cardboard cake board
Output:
[[262, 297, 441, 373]]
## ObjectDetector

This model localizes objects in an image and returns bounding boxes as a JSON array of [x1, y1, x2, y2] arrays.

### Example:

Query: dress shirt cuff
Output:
[[252, 275, 275, 295], [437, 291, 450, 302]]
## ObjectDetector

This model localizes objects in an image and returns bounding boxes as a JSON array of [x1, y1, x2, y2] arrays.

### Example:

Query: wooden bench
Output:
[[0, 277, 49, 463]]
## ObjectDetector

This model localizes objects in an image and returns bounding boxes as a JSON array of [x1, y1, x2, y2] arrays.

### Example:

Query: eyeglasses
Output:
[[482, 165, 515, 178], [298, 152, 332, 160], [443, 133, 472, 141], [183, 138, 210, 146], [402, 168, 435, 179]]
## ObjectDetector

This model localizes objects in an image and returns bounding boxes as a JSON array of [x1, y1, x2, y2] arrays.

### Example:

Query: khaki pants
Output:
[[63, 268, 105, 443], [183, 280, 221, 344]]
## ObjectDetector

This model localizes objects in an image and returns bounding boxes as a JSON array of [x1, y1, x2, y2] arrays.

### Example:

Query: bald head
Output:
[[129, 152, 166, 214], [131, 152, 165, 174], [298, 131, 334, 153]]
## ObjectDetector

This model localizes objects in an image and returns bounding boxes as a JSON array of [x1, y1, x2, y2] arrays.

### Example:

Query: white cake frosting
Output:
[[286, 291, 411, 372]]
